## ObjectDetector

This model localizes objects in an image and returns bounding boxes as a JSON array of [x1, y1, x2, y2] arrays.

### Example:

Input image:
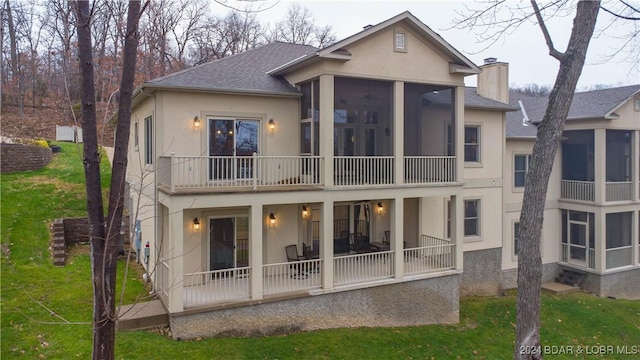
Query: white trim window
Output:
[[464, 126, 480, 163], [464, 200, 480, 237], [514, 154, 532, 188], [144, 116, 153, 165], [134, 121, 139, 151]]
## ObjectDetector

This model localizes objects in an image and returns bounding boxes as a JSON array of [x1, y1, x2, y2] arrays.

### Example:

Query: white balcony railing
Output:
[[560, 180, 595, 202], [334, 251, 394, 285], [404, 235, 455, 275], [606, 246, 633, 269], [606, 181, 633, 202], [158, 259, 170, 303], [334, 156, 394, 186], [158, 154, 323, 190], [183, 267, 250, 307], [404, 156, 456, 184], [263, 259, 322, 295]]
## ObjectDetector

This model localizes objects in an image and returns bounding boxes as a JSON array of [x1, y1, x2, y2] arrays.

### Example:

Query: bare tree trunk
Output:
[[74, 1, 111, 358], [514, 1, 600, 359], [5, 0, 23, 116], [75, 1, 146, 359]]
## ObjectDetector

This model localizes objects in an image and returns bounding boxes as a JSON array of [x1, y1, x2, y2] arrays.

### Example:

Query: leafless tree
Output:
[[74, 1, 148, 359], [266, 3, 336, 47], [454, 1, 637, 359]]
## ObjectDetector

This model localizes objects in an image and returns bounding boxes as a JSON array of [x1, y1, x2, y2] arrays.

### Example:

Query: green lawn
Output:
[[2, 143, 639, 359]]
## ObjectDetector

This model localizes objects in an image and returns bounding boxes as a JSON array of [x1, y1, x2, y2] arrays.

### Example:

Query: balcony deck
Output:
[[157, 154, 457, 193]]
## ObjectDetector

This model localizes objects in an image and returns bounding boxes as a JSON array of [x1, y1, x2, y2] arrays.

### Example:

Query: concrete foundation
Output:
[[460, 248, 502, 296], [578, 267, 640, 300], [500, 263, 559, 290], [169, 274, 460, 339]]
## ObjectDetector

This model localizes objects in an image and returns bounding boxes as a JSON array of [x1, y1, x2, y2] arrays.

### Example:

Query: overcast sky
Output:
[[215, 0, 639, 89]]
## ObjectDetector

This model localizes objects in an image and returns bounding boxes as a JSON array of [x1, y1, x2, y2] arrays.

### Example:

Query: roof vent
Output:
[[363, 24, 373, 30], [484, 57, 497, 65]]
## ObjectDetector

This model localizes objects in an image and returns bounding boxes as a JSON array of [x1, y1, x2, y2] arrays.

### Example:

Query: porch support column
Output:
[[451, 194, 464, 271], [393, 81, 404, 185], [633, 209, 639, 266], [167, 208, 184, 313], [595, 209, 606, 273], [319, 74, 334, 187], [250, 204, 263, 300], [321, 199, 334, 289], [455, 86, 465, 183], [594, 129, 606, 204], [391, 197, 404, 279]]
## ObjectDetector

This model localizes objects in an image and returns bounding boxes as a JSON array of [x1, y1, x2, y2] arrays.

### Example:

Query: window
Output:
[[134, 121, 139, 151], [300, 80, 319, 155], [514, 222, 520, 257], [514, 154, 532, 187], [464, 126, 480, 162], [144, 116, 152, 165], [464, 200, 479, 237], [394, 30, 407, 52]]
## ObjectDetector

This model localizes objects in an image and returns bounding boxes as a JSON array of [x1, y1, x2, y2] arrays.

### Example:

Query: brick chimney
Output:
[[477, 57, 509, 104]]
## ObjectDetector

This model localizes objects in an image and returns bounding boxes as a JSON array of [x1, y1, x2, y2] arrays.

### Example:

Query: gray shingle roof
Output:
[[506, 85, 640, 138], [464, 87, 519, 111], [144, 42, 318, 95]]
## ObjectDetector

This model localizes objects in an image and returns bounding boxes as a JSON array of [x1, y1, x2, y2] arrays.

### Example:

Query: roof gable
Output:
[[270, 11, 480, 76]]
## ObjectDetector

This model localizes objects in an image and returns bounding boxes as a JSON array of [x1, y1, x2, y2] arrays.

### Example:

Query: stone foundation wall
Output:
[[460, 248, 502, 296], [169, 274, 460, 339], [579, 267, 640, 300], [1, 143, 52, 173], [500, 263, 559, 290]]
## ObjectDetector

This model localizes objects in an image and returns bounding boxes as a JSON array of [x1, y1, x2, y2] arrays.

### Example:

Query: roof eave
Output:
[[465, 104, 519, 112], [603, 88, 640, 118], [450, 63, 480, 75], [268, 53, 319, 76]]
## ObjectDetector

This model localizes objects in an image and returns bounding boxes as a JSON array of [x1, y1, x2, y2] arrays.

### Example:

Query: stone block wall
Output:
[[169, 274, 461, 339], [1, 143, 52, 173]]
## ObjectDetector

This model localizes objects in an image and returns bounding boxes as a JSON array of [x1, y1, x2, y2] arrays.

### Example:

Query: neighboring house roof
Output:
[[505, 85, 640, 138], [464, 87, 519, 111], [136, 42, 318, 97], [269, 11, 481, 76]]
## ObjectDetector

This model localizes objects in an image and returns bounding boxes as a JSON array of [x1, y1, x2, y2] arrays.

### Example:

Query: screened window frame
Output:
[[144, 116, 153, 165], [464, 125, 481, 164], [514, 154, 532, 189]]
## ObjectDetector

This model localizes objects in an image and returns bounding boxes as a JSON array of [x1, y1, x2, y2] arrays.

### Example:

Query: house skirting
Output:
[[578, 267, 640, 300], [460, 248, 502, 296], [500, 263, 559, 290], [168, 274, 460, 339]]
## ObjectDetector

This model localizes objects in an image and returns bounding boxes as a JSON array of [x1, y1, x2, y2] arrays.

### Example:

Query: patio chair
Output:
[[285, 244, 308, 279]]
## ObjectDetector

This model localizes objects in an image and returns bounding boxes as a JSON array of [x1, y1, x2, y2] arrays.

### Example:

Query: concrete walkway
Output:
[[117, 300, 168, 331], [541, 282, 581, 295], [103, 146, 115, 166]]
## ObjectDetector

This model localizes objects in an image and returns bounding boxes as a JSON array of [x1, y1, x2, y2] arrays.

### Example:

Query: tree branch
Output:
[[600, 5, 640, 20], [531, 0, 565, 60]]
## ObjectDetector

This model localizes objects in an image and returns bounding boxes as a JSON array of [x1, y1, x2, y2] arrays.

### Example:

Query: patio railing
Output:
[[183, 267, 250, 307], [158, 154, 323, 190], [263, 259, 322, 295], [334, 156, 394, 186], [560, 180, 595, 202], [333, 251, 394, 285], [606, 181, 633, 202], [404, 156, 456, 184], [404, 235, 455, 275]]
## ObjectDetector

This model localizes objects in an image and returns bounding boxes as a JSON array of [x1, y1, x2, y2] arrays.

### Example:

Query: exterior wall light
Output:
[[302, 205, 309, 218], [377, 202, 384, 214], [193, 116, 201, 130], [269, 213, 276, 226], [193, 217, 200, 231], [268, 119, 275, 131]]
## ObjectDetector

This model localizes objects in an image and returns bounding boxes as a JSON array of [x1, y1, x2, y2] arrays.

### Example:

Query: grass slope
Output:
[[1, 143, 639, 359]]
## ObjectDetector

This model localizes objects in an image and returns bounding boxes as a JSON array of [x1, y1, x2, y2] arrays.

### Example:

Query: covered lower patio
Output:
[[154, 194, 465, 312], [181, 234, 455, 307]]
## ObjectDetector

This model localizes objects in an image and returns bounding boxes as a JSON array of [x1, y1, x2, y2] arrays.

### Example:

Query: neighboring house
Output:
[[126, 11, 640, 339], [501, 84, 640, 298]]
